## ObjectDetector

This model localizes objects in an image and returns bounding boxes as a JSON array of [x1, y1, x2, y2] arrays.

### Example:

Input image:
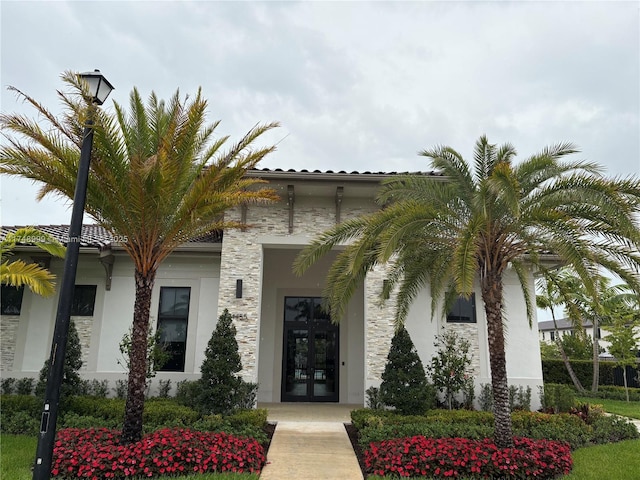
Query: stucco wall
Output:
[[1, 250, 221, 395]]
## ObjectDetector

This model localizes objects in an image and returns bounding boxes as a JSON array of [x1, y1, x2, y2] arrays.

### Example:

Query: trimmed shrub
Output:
[[15, 377, 35, 395], [142, 399, 200, 428], [0, 377, 16, 394], [0, 394, 42, 434], [380, 326, 433, 415], [225, 408, 268, 428], [365, 386, 384, 410], [66, 396, 125, 423], [61, 412, 119, 430], [358, 421, 494, 447], [35, 319, 83, 404], [1, 410, 39, 435], [541, 383, 576, 413], [511, 411, 592, 449], [188, 309, 258, 415], [542, 359, 617, 386], [590, 415, 639, 444], [157, 379, 172, 398], [582, 385, 640, 402]]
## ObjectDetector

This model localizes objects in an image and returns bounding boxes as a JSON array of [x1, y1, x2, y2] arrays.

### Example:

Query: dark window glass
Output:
[[71, 285, 97, 316], [446, 294, 477, 323], [550, 331, 556, 341], [157, 287, 190, 372], [284, 297, 330, 323], [285, 297, 311, 323], [1, 285, 24, 315]]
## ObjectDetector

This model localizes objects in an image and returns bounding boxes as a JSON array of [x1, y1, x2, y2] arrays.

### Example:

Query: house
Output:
[[538, 318, 640, 358], [1, 168, 544, 407]]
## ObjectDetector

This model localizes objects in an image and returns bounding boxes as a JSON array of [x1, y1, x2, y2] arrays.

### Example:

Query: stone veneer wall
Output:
[[364, 265, 397, 387], [216, 223, 262, 382], [72, 316, 93, 371], [0, 315, 20, 371], [0, 314, 94, 372], [217, 196, 380, 383], [443, 322, 481, 376]]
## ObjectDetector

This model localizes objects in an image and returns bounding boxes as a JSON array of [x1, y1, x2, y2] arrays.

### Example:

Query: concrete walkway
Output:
[[258, 403, 364, 480]]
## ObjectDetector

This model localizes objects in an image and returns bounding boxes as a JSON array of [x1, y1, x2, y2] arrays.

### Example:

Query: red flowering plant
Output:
[[51, 427, 265, 478], [364, 435, 572, 479]]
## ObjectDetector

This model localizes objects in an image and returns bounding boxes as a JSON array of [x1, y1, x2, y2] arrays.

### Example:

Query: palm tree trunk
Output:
[[481, 271, 513, 449], [122, 269, 156, 443], [591, 316, 600, 393], [551, 313, 585, 393]]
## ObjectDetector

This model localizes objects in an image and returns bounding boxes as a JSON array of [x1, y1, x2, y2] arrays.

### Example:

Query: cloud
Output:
[[1, 0, 638, 226]]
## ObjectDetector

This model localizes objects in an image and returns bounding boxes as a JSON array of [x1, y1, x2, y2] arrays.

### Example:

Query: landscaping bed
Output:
[[346, 407, 639, 479]]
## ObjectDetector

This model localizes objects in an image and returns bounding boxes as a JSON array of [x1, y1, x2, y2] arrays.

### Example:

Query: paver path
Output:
[[260, 421, 363, 480], [259, 403, 364, 480]]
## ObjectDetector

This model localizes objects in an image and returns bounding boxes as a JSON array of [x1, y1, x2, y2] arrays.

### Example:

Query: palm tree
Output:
[[0, 72, 279, 442], [536, 268, 586, 393], [294, 136, 640, 447], [1, 227, 65, 296], [568, 275, 638, 392]]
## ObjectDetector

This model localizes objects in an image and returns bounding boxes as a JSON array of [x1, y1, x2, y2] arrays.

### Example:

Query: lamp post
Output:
[[32, 70, 113, 480]]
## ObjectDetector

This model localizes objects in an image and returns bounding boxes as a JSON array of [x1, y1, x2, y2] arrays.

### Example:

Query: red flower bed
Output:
[[365, 436, 572, 479], [52, 427, 265, 478]]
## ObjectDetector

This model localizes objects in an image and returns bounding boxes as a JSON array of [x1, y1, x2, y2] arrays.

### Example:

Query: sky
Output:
[[1, 0, 638, 227]]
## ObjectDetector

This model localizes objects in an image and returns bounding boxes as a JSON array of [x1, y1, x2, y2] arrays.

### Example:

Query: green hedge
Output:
[[0, 395, 266, 440], [351, 407, 638, 450], [542, 359, 639, 387]]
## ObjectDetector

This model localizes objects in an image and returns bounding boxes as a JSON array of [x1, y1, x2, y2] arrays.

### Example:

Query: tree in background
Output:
[[0, 74, 279, 442], [567, 275, 638, 392], [607, 318, 640, 402], [295, 136, 640, 447], [379, 326, 432, 415], [536, 268, 586, 392]]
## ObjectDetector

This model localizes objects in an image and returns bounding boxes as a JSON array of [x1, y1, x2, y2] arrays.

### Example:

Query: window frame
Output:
[[1, 285, 25, 315], [71, 285, 98, 316], [156, 286, 191, 372], [446, 294, 477, 324]]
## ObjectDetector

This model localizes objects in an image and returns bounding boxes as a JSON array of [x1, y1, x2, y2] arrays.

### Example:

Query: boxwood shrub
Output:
[[351, 407, 637, 450]]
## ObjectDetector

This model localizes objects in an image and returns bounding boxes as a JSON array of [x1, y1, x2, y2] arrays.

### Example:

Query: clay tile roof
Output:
[[0, 225, 221, 248]]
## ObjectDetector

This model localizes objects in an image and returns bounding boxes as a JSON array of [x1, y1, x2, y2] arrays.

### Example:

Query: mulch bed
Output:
[[345, 422, 368, 477]]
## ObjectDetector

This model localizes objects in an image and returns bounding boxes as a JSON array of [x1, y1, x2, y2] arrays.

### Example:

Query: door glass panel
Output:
[[285, 297, 311, 323], [313, 298, 331, 323], [282, 296, 339, 402], [284, 329, 309, 396], [313, 330, 337, 397]]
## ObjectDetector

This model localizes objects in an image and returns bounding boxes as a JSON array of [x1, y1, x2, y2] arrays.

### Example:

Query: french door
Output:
[[281, 297, 339, 402]]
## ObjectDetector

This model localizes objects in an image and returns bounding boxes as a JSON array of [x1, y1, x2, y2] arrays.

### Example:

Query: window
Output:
[[550, 331, 556, 341], [157, 287, 190, 372], [1, 285, 24, 315], [71, 285, 97, 316], [446, 294, 476, 323]]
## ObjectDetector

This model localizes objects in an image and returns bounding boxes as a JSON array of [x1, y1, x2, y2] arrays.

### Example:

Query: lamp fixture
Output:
[[79, 69, 115, 105]]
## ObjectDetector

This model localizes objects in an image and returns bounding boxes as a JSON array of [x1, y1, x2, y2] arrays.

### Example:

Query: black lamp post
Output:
[[32, 70, 113, 480]]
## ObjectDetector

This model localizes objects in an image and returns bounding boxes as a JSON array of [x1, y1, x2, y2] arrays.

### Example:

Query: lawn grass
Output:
[[0, 434, 35, 480], [576, 396, 640, 419], [0, 434, 259, 480], [563, 439, 640, 479]]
